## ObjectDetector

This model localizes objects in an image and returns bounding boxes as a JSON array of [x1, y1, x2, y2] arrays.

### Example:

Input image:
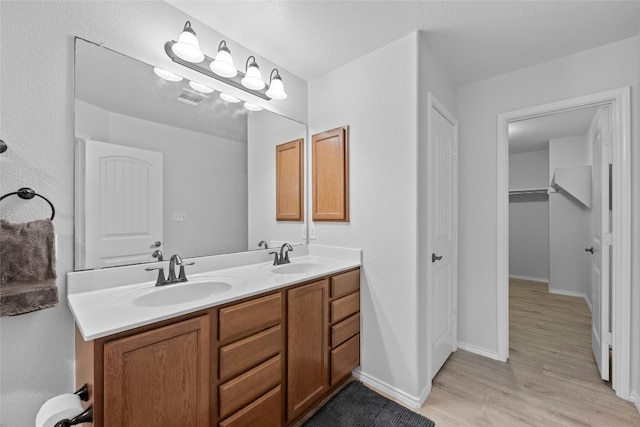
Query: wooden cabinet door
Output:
[[103, 315, 210, 427], [287, 280, 329, 421], [312, 126, 349, 221], [276, 138, 304, 221]]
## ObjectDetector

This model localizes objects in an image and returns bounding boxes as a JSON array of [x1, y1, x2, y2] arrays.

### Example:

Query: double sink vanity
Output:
[[68, 245, 361, 426], [70, 37, 358, 426]]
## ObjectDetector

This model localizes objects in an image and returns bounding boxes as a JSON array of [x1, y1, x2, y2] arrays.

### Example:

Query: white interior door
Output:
[[589, 107, 611, 381], [428, 94, 458, 379], [79, 139, 163, 269]]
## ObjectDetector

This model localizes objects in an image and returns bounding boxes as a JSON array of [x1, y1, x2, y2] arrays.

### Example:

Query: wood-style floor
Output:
[[415, 278, 640, 426]]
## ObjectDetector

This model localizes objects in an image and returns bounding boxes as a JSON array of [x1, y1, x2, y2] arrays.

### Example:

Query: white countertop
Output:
[[68, 246, 361, 341]]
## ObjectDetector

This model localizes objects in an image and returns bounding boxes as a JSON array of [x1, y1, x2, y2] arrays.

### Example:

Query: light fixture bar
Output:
[[165, 41, 271, 101]]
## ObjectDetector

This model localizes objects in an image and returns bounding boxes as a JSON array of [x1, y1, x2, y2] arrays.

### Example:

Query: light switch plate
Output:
[[172, 211, 187, 222], [309, 223, 316, 239]]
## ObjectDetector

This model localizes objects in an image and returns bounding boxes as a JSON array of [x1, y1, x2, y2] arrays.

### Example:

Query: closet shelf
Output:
[[550, 166, 592, 208]]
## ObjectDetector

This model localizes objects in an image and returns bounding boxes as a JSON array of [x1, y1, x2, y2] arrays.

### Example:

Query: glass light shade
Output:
[[266, 76, 287, 100], [172, 27, 204, 63], [220, 93, 241, 103], [210, 49, 237, 78], [241, 63, 265, 90], [189, 81, 214, 93], [243, 102, 263, 112], [153, 67, 183, 82]]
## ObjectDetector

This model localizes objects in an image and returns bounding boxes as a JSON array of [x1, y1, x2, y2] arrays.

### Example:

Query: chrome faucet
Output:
[[268, 243, 294, 266], [168, 254, 183, 282], [280, 243, 293, 264], [258, 240, 269, 249], [152, 249, 163, 261], [145, 253, 195, 286]]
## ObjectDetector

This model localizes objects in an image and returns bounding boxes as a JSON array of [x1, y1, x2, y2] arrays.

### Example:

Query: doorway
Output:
[[496, 87, 632, 399]]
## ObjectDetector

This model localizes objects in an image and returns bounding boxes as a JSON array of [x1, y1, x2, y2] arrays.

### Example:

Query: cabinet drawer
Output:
[[330, 291, 360, 323], [331, 269, 360, 299], [219, 386, 281, 427], [331, 313, 360, 348], [219, 325, 281, 382], [219, 355, 281, 419], [331, 334, 360, 385], [219, 293, 281, 342]]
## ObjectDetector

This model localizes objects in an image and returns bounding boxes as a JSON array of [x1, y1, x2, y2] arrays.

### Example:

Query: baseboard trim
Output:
[[509, 274, 548, 283], [630, 392, 640, 414], [457, 341, 501, 361], [548, 289, 592, 312], [352, 368, 431, 409]]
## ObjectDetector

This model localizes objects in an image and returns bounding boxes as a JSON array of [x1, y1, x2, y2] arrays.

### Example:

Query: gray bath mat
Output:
[[303, 381, 435, 427]]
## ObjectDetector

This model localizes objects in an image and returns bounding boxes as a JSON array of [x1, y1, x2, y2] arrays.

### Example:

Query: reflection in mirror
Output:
[[74, 38, 307, 271]]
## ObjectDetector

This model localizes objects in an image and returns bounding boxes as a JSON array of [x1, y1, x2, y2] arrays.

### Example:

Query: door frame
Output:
[[496, 87, 631, 399]]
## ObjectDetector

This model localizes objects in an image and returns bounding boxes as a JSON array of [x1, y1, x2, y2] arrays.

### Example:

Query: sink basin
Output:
[[117, 276, 240, 308], [271, 263, 325, 275]]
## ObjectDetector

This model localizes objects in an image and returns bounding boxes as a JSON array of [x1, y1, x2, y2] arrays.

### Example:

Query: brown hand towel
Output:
[[0, 219, 59, 316]]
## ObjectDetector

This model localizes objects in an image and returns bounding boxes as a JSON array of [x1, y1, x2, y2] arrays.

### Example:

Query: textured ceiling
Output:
[[167, 0, 640, 85]]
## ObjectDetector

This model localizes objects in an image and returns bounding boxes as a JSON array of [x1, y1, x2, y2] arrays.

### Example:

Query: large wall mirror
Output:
[[74, 38, 307, 271]]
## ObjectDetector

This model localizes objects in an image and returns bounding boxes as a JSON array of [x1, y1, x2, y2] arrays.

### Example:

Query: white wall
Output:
[[548, 135, 591, 298], [548, 135, 591, 183], [247, 112, 307, 249], [509, 149, 550, 281], [456, 35, 639, 379], [510, 149, 549, 190], [309, 33, 422, 398], [0, 2, 307, 426], [76, 100, 249, 260]]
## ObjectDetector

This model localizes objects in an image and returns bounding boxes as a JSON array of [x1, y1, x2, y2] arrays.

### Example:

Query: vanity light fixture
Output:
[[165, 22, 288, 102], [210, 41, 237, 78], [243, 102, 263, 112], [153, 67, 183, 82], [189, 81, 215, 93], [171, 21, 205, 63], [265, 69, 287, 100], [220, 93, 241, 103], [241, 56, 265, 91]]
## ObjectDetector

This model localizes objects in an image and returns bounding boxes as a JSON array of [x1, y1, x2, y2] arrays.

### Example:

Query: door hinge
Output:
[[452, 147, 458, 160], [453, 309, 457, 322], [604, 233, 613, 246], [605, 331, 612, 347]]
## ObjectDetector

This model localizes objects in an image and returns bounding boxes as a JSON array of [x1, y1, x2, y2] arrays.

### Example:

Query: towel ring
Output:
[[0, 187, 55, 220]]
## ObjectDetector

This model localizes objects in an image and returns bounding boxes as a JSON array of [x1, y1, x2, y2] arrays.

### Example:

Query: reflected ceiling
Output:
[[75, 41, 248, 142]]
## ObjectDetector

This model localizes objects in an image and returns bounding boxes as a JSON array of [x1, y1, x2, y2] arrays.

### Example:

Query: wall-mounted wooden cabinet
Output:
[[312, 126, 349, 222], [276, 138, 304, 221]]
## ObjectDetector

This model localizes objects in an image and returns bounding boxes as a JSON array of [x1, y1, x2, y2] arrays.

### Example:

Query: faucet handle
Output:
[[177, 262, 195, 281], [268, 251, 280, 265], [145, 266, 167, 286]]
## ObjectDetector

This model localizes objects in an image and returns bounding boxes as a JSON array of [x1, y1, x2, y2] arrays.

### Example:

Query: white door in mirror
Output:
[[79, 139, 163, 269]]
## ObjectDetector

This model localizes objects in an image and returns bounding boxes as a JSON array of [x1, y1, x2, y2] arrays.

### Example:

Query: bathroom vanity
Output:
[[69, 249, 361, 427]]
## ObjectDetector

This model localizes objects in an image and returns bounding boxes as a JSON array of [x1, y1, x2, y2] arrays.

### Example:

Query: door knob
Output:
[[432, 253, 443, 263], [150, 241, 162, 248], [585, 247, 594, 254]]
